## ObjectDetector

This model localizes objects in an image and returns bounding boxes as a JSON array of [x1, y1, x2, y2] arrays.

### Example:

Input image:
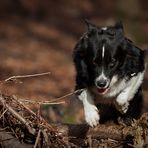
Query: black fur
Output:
[[73, 21, 145, 123]]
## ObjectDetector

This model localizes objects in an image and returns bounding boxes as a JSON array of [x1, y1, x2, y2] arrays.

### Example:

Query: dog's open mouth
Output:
[[97, 87, 109, 94]]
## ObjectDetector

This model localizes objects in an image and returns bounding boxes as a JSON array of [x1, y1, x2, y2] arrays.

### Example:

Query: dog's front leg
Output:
[[78, 89, 100, 127], [114, 90, 130, 114], [114, 70, 145, 114]]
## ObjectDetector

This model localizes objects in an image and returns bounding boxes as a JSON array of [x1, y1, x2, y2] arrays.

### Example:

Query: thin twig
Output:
[[0, 138, 15, 142], [34, 130, 41, 148], [0, 127, 9, 132], [42, 129, 50, 148], [18, 99, 66, 105], [10, 128, 19, 140], [12, 95, 55, 131], [13, 95, 37, 116], [46, 89, 84, 104], [18, 89, 84, 105], [0, 109, 8, 119], [4, 72, 51, 82], [37, 103, 41, 126]]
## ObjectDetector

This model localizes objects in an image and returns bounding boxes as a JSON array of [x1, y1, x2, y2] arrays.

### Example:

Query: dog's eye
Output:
[[109, 59, 116, 68], [92, 59, 97, 66], [107, 29, 115, 36], [109, 63, 115, 68], [93, 61, 97, 66]]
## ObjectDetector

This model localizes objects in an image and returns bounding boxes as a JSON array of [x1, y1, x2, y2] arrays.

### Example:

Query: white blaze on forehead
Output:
[[102, 45, 105, 59], [95, 44, 106, 83]]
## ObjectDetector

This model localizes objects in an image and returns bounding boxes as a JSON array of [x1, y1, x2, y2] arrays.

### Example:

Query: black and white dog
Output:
[[73, 21, 146, 127]]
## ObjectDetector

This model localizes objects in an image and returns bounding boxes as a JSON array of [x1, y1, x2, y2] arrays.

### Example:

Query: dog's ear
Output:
[[83, 19, 96, 31], [115, 21, 123, 29]]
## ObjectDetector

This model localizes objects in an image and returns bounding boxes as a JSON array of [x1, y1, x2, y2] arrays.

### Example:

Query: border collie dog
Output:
[[73, 21, 146, 127]]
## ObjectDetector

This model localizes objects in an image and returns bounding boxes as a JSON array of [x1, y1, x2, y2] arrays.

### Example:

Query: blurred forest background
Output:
[[0, 0, 148, 124]]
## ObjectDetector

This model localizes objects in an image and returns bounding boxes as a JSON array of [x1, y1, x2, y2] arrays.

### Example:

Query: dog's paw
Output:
[[114, 100, 129, 114], [84, 105, 100, 127], [118, 117, 133, 126]]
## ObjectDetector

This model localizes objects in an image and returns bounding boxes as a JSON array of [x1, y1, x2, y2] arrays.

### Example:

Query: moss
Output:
[[63, 114, 76, 123]]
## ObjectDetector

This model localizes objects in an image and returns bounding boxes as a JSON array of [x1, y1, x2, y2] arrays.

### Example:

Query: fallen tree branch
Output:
[[54, 113, 148, 147], [54, 123, 132, 140]]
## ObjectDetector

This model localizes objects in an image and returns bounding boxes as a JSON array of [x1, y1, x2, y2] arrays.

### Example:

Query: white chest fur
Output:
[[104, 69, 145, 99]]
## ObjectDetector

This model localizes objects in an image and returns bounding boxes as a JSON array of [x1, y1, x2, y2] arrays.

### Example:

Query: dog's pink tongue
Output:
[[97, 88, 107, 94]]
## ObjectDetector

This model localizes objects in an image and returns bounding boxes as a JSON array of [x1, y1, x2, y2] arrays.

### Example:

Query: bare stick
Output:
[[0, 138, 15, 142], [12, 95, 55, 131], [0, 127, 9, 131], [18, 99, 66, 105], [16, 89, 84, 105], [34, 129, 41, 148], [42, 129, 50, 148], [47, 89, 84, 103], [4, 72, 51, 82], [0, 109, 8, 119], [0, 96, 36, 135], [13, 95, 37, 116]]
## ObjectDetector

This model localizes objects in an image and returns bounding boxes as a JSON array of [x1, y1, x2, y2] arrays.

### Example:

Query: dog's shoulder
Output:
[[122, 39, 145, 75]]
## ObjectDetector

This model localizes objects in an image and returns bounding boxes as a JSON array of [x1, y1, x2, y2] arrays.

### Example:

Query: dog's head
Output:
[[83, 21, 125, 94], [78, 21, 145, 95]]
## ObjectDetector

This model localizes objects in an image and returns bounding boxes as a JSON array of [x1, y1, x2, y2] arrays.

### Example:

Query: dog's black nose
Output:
[[96, 79, 107, 88]]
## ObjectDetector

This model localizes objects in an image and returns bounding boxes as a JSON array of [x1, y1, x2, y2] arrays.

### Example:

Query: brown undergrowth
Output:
[[0, 94, 68, 148], [0, 74, 147, 148]]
